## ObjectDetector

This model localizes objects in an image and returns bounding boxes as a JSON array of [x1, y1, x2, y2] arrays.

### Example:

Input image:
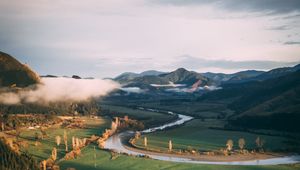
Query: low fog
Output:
[[0, 77, 120, 105], [120, 87, 146, 93]]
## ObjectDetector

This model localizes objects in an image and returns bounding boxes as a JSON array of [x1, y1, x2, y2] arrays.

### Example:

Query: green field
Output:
[[19, 117, 111, 161], [59, 144, 300, 170], [100, 104, 177, 127], [135, 119, 299, 152], [12, 108, 300, 170], [102, 97, 235, 119]]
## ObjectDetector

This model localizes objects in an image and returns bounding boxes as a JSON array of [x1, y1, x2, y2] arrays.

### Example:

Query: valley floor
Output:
[[60, 144, 300, 170], [1, 105, 299, 170]]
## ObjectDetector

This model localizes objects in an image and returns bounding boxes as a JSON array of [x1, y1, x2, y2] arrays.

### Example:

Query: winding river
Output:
[[104, 109, 300, 165]]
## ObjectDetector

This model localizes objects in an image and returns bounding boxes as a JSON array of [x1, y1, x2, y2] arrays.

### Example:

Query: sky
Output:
[[0, 0, 300, 78]]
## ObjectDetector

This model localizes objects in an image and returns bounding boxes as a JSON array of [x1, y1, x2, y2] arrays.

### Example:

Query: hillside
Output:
[[203, 70, 264, 84], [0, 139, 39, 170], [225, 70, 265, 83], [0, 51, 40, 87], [199, 70, 300, 131], [223, 64, 300, 84]]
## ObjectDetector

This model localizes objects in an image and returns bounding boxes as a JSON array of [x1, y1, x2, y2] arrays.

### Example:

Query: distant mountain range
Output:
[[114, 64, 300, 93], [0, 51, 40, 87], [115, 68, 211, 92]]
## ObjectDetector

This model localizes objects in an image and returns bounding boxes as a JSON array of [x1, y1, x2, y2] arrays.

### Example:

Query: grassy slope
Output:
[[59, 144, 300, 170]]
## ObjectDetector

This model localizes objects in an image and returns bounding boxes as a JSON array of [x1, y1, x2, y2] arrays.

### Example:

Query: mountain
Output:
[[140, 70, 166, 76], [0, 51, 40, 87], [222, 64, 300, 84], [225, 70, 265, 83], [72, 75, 82, 79], [199, 69, 300, 131], [228, 70, 300, 114], [206, 64, 300, 85], [201, 72, 232, 83], [159, 68, 210, 85], [229, 84, 300, 131], [114, 70, 166, 84], [203, 70, 265, 84], [41, 75, 58, 78], [253, 64, 300, 81], [120, 68, 211, 89], [114, 72, 138, 83]]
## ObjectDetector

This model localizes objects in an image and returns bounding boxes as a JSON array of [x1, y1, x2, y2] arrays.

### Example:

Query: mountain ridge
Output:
[[0, 51, 40, 87]]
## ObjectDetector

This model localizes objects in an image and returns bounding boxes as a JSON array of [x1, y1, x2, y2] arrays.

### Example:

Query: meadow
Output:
[[19, 116, 111, 161], [100, 104, 177, 127], [134, 119, 299, 152], [59, 144, 300, 170]]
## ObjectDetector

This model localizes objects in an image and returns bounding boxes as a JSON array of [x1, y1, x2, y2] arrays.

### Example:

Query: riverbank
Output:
[[104, 109, 300, 165]]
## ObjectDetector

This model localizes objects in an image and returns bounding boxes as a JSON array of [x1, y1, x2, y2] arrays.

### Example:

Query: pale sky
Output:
[[0, 0, 300, 78]]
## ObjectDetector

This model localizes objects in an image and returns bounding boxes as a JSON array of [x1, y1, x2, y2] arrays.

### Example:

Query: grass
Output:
[[19, 116, 111, 161], [100, 104, 177, 127], [10, 107, 299, 170], [135, 119, 297, 152], [59, 144, 300, 170], [102, 97, 235, 118]]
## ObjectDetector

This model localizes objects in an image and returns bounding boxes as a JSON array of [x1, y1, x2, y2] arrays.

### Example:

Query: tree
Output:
[[40, 127, 47, 139], [69, 103, 78, 118], [0, 114, 5, 131], [124, 115, 129, 122], [64, 130, 68, 152], [15, 126, 21, 141], [135, 132, 141, 140], [51, 147, 57, 161], [90, 107, 99, 116], [226, 139, 233, 151], [168, 140, 172, 152], [1, 121, 4, 131], [0, 139, 39, 170], [42, 160, 47, 170], [93, 146, 97, 167], [72, 136, 75, 150], [255, 136, 265, 151], [144, 137, 147, 147], [238, 138, 246, 150], [55, 136, 61, 146], [75, 138, 80, 149]]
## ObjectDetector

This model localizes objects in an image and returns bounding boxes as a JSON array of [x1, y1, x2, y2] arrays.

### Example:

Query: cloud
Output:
[[120, 87, 146, 93], [152, 0, 300, 15], [174, 55, 299, 72], [198, 85, 222, 91], [0, 92, 21, 105], [284, 41, 300, 45], [0, 0, 299, 78], [0, 77, 120, 105], [267, 25, 290, 30], [165, 85, 222, 93], [150, 82, 186, 87]]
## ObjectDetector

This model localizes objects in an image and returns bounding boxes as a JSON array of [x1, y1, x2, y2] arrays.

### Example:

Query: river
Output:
[[104, 109, 300, 165]]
